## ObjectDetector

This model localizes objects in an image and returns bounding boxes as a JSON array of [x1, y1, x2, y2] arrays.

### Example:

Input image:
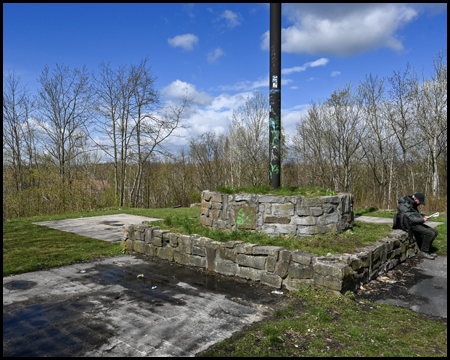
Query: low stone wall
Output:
[[121, 224, 418, 294], [200, 191, 354, 237]]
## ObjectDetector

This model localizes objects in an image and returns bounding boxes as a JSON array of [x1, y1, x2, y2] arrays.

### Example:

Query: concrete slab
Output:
[[355, 254, 447, 320], [3, 255, 287, 357], [33, 214, 163, 242], [354, 215, 443, 228]]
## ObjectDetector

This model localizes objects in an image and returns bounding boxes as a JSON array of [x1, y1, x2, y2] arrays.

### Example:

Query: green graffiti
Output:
[[236, 207, 253, 226], [269, 116, 280, 130], [269, 164, 280, 179]]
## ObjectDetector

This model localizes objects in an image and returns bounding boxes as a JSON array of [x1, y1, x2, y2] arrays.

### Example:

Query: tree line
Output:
[[3, 50, 447, 219]]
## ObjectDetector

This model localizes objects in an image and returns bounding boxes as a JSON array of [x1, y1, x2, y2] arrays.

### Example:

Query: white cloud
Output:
[[207, 92, 252, 111], [162, 80, 213, 106], [220, 10, 242, 28], [261, 4, 419, 56], [168, 34, 199, 51], [282, 58, 329, 75], [207, 47, 225, 64], [217, 75, 268, 92], [290, 86, 298, 90], [330, 71, 341, 77]]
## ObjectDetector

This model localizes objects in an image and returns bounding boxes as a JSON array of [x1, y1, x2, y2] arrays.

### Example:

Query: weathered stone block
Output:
[[234, 194, 257, 202], [264, 215, 290, 224], [237, 266, 265, 281], [144, 244, 156, 256], [178, 234, 192, 254], [217, 247, 237, 262], [133, 240, 144, 253], [323, 213, 340, 224], [291, 250, 313, 265], [297, 206, 311, 216], [236, 254, 266, 270], [313, 273, 343, 291], [221, 241, 243, 248], [258, 195, 285, 203], [203, 241, 220, 271], [313, 259, 352, 280], [252, 246, 284, 257], [127, 224, 136, 241], [284, 276, 314, 291], [124, 239, 133, 252], [292, 216, 316, 226], [266, 256, 277, 272], [297, 226, 319, 236], [288, 262, 313, 279], [274, 250, 292, 278], [235, 243, 257, 254], [261, 225, 277, 235], [275, 225, 297, 235], [173, 251, 191, 266], [200, 215, 213, 227], [303, 198, 322, 207], [260, 272, 282, 289], [320, 196, 339, 204], [285, 196, 303, 205], [215, 259, 238, 276], [157, 246, 174, 261], [190, 255, 206, 268], [272, 204, 295, 216], [310, 207, 324, 216]]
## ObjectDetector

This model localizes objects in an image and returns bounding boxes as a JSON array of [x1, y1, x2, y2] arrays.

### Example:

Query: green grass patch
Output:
[[3, 206, 199, 277], [216, 185, 336, 197], [198, 286, 447, 357], [150, 215, 393, 256]]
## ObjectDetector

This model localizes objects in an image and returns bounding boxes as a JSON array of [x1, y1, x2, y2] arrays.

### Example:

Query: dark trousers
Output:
[[411, 224, 439, 252]]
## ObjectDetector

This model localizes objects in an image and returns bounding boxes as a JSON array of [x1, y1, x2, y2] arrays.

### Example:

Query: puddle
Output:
[[3, 296, 111, 356], [4, 281, 37, 290]]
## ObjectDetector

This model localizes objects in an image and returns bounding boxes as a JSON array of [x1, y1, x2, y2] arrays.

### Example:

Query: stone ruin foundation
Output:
[[200, 191, 354, 237]]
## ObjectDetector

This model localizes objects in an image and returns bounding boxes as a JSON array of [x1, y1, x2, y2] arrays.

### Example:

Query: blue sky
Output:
[[3, 3, 447, 152]]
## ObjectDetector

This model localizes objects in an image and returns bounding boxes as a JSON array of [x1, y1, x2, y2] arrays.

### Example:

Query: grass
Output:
[[197, 286, 447, 357], [3, 206, 199, 277]]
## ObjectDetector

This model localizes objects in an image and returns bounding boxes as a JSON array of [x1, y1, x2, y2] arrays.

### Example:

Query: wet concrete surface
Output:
[[3, 255, 289, 357], [33, 214, 163, 242], [353, 254, 447, 322]]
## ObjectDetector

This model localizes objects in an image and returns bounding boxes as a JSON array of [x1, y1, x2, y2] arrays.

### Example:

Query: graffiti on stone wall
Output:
[[235, 206, 256, 229]]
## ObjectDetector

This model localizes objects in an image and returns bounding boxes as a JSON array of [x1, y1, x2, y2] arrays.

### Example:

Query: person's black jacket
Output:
[[397, 196, 424, 225]]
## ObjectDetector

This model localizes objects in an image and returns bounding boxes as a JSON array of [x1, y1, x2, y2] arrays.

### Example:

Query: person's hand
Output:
[[424, 216, 429, 222]]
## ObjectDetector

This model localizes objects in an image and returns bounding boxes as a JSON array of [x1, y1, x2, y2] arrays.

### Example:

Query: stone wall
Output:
[[200, 191, 354, 237], [121, 224, 418, 295]]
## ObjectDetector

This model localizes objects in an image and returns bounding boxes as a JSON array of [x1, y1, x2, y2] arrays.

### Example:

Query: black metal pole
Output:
[[269, 3, 281, 189]]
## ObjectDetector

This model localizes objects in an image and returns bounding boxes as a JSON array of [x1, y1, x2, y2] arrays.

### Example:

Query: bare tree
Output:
[[228, 90, 269, 186], [415, 49, 447, 197], [3, 71, 34, 193], [325, 83, 365, 192], [189, 131, 227, 191], [93, 58, 188, 206], [385, 63, 419, 192], [34, 64, 93, 210]]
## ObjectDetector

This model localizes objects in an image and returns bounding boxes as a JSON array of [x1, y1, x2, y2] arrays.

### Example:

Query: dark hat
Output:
[[413, 193, 426, 205]]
